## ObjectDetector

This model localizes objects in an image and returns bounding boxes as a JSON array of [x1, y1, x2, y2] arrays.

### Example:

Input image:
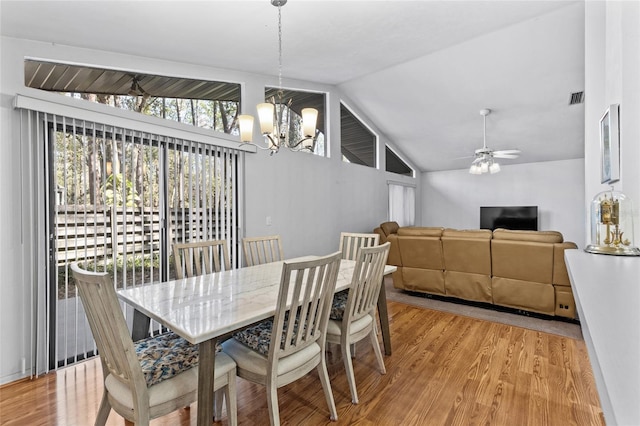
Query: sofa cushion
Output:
[[397, 227, 444, 237], [491, 240, 554, 284], [398, 236, 443, 269], [441, 237, 491, 275], [493, 228, 563, 244]]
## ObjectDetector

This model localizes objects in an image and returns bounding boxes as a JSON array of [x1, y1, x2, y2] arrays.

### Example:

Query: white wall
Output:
[[579, 3, 640, 423], [244, 152, 393, 257], [0, 36, 418, 384], [421, 159, 585, 245], [585, 1, 640, 245]]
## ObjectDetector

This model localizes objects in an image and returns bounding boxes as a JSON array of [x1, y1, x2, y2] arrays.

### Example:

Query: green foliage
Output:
[[103, 173, 140, 207], [60, 252, 162, 298]]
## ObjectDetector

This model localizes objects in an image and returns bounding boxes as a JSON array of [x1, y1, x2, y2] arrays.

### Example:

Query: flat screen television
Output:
[[480, 206, 538, 231]]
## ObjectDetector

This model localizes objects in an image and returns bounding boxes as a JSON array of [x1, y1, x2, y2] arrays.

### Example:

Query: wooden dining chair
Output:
[[338, 232, 380, 261], [222, 252, 342, 426], [70, 262, 238, 426], [173, 239, 231, 279], [326, 242, 390, 404], [242, 235, 284, 266]]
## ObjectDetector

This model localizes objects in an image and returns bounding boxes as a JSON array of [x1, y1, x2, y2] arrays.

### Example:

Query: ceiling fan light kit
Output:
[[469, 108, 520, 175]]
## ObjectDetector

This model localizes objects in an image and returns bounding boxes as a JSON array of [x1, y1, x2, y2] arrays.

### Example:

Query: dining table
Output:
[[118, 256, 397, 426]]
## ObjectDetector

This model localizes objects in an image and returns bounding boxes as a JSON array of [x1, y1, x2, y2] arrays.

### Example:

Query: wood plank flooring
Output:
[[0, 301, 604, 425]]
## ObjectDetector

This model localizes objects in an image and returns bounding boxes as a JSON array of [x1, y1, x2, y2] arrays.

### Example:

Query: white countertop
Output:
[[565, 250, 640, 426]]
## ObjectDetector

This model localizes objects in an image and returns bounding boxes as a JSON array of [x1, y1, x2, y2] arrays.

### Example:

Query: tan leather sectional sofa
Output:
[[374, 221, 578, 319]]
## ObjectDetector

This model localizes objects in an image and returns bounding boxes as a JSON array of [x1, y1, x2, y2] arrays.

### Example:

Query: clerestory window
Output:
[[386, 146, 414, 177], [24, 59, 242, 136], [340, 103, 376, 168]]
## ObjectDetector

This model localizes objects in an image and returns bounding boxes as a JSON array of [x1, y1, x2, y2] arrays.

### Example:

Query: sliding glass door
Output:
[[33, 111, 240, 369]]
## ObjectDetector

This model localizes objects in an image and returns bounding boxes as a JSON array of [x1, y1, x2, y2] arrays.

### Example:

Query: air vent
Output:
[[569, 91, 585, 105]]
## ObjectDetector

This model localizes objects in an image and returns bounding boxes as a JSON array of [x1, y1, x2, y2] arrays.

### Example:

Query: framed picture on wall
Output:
[[600, 104, 620, 184]]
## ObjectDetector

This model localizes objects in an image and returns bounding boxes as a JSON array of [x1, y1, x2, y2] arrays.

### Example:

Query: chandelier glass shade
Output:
[[469, 155, 500, 174], [238, 0, 318, 154]]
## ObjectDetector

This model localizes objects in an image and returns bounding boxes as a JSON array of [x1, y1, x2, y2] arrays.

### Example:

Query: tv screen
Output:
[[480, 206, 538, 231]]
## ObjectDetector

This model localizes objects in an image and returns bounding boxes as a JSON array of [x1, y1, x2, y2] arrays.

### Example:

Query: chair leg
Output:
[[266, 379, 280, 426], [214, 389, 224, 421], [341, 335, 359, 404], [317, 352, 338, 420], [370, 323, 386, 375], [226, 371, 238, 426], [95, 392, 111, 426]]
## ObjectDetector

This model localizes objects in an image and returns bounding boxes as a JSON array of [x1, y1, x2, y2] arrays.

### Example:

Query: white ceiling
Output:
[[0, 0, 585, 172]]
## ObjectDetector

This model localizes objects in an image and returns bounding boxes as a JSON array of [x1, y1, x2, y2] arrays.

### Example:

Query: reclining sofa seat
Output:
[[441, 229, 493, 303], [491, 229, 578, 317], [394, 227, 445, 295], [376, 221, 578, 319]]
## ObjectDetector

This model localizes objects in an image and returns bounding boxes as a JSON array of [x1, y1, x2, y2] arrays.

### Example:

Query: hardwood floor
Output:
[[0, 301, 604, 425]]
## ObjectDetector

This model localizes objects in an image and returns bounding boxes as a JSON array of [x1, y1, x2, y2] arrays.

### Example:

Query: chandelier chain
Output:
[[277, 4, 283, 93], [236, 0, 317, 154]]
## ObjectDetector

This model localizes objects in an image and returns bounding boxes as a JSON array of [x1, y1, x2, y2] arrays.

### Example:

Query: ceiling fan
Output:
[[469, 108, 520, 174]]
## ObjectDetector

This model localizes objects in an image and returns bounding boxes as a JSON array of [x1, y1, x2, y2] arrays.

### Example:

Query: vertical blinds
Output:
[[16, 97, 243, 373]]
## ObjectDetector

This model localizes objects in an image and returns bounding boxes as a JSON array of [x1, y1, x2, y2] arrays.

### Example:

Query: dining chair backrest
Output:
[[70, 262, 152, 421], [242, 235, 284, 267], [346, 242, 390, 323], [338, 232, 380, 261], [221, 251, 342, 425], [270, 252, 342, 362], [325, 242, 390, 405], [173, 239, 231, 279], [72, 261, 238, 425]]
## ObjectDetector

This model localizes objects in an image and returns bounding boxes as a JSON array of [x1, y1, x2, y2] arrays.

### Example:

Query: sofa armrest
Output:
[[380, 221, 400, 237], [553, 241, 578, 286], [386, 234, 403, 266]]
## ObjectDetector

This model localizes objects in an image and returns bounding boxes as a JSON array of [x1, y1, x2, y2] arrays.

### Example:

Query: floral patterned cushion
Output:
[[233, 311, 302, 356], [233, 320, 275, 356], [134, 331, 221, 387], [330, 290, 349, 320]]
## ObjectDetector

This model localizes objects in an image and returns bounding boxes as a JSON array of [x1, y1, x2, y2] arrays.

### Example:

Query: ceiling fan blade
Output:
[[494, 153, 519, 159], [493, 149, 521, 155]]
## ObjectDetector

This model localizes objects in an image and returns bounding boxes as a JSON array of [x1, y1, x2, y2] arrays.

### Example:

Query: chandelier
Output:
[[238, 0, 318, 154]]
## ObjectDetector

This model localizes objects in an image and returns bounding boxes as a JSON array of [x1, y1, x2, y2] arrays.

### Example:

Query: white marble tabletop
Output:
[[118, 257, 394, 345], [118, 255, 396, 426]]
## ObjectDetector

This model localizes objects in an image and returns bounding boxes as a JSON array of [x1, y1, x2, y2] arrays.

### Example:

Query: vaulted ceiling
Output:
[[1, 0, 585, 172]]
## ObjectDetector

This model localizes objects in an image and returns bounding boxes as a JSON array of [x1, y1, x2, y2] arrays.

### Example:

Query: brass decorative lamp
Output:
[[585, 189, 640, 256]]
